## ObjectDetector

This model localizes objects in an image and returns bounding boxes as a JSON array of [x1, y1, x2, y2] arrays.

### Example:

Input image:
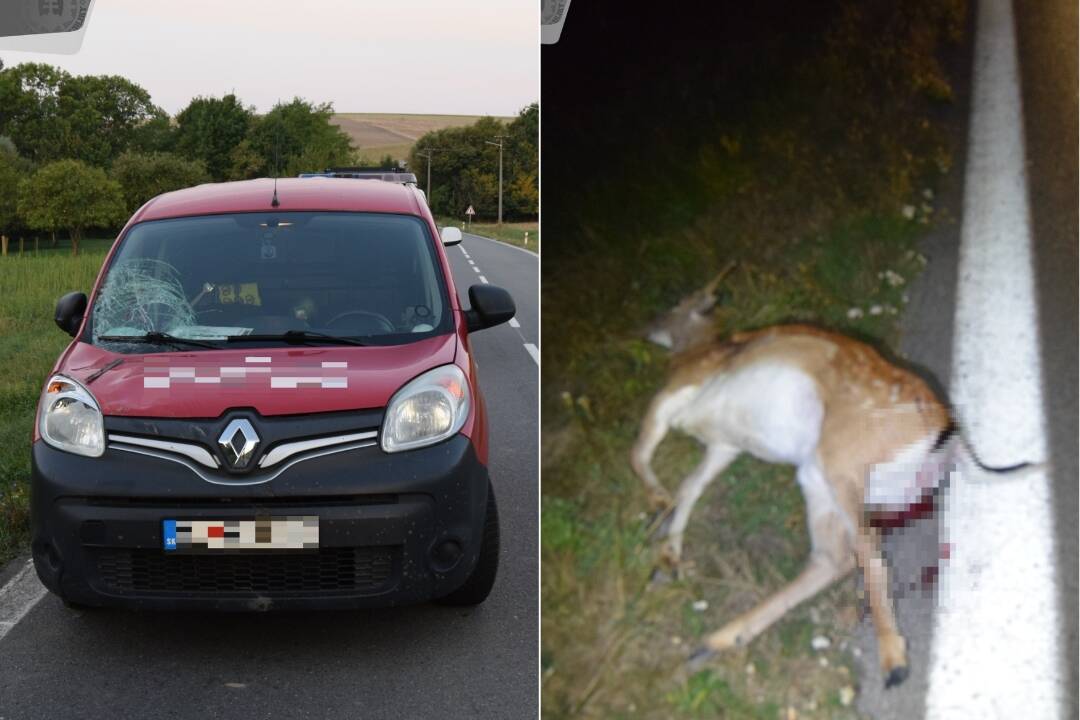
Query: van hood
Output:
[[56, 335, 458, 418]]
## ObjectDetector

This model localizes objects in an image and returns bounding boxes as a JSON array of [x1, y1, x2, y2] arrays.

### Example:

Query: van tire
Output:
[[435, 482, 499, 606]]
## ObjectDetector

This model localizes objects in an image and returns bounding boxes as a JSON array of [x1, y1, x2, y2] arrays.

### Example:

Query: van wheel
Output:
[[435, 482, 500, 606]]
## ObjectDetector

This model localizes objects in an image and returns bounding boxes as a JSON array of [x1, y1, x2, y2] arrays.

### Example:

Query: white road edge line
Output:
[[0, 559, 47, 641], [472, 266, 481, 273], [509, 318, 520, 328], [926, 0, 1061, 716], [463, 231, 537, 259], [478, 275, 489, 284], [523, 343, 539, 366]]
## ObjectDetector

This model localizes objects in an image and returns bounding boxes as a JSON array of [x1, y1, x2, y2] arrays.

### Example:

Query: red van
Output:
[[32, 176, 514, 610]]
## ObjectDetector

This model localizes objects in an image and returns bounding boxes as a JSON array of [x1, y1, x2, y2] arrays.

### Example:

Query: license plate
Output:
[[163, 517, 319, 552]]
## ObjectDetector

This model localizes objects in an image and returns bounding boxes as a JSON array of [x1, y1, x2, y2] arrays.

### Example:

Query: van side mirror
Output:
[[465, 285, 515, 332], [441, 226, 463, 247], [55, 292, 87, 337]]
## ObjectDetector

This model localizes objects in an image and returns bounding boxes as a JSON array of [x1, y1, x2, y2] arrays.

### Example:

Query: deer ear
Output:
[[648, 329, 674, 349], [694, 262, 736, 312]]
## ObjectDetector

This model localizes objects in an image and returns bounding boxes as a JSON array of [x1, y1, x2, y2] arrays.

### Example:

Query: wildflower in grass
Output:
[[902, 205, 916, 220], [869, 304, 884, 316], [883, 269, 905, 287], [847, 307, 864, 320]]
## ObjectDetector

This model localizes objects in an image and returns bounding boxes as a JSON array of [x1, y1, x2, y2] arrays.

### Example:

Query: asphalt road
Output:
[[1015, 0, 1079, 711], [0, 234, 539, 720], [854, 0, 1078, 716]]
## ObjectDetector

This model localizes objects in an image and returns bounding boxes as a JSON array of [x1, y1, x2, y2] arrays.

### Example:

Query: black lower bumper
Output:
[[30, 434, 490, 610]]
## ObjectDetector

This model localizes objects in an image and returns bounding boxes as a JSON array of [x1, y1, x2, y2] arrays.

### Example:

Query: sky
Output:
[[0, 0, 538, 116]]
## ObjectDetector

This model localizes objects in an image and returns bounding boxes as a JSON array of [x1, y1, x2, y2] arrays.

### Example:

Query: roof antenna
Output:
[[270, 113, 282, 208]]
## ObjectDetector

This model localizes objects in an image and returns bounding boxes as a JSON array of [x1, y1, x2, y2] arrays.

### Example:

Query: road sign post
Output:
[[465, 205, 475, 228]]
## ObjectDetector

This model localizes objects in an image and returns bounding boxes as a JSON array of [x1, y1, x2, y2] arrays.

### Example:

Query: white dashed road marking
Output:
[[0, 559, 47, 642], [926, 0, 1062, 716], [523, 343, 539, 366], [456, 239, 537, 367]]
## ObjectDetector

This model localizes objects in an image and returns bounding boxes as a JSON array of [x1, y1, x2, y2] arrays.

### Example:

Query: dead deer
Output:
[[633, 274, 1035, 688]]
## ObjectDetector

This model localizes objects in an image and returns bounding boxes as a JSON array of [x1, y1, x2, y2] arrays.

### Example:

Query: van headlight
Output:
[[381, 365, 470, 453], [39, 375, 105, 458]]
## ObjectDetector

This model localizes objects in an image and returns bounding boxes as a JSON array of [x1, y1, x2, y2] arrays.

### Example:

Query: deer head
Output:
[[646, 264, 734, 353]]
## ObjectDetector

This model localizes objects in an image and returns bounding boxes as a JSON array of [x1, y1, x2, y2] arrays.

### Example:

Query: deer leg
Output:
[[658, 444, 740, 567], [630, 392, 679, 510], [690, 462, 855, 667], [853, 526, 908, 687], [829, 468, 909, 688]]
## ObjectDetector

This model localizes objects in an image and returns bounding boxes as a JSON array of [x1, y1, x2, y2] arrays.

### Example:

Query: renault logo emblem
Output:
[[218, 419, 259, 470]]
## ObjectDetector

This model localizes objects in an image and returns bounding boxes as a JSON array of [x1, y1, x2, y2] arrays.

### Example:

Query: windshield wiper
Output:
[[96, 331, 220, 349], [224, 330, 367, 347]]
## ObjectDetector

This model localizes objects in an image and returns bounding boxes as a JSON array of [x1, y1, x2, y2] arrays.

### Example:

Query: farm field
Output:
[[331, 112, 514, 165]]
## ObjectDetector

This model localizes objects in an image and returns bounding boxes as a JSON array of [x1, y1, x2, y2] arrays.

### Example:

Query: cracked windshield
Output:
[[90, 211, 450, 350]]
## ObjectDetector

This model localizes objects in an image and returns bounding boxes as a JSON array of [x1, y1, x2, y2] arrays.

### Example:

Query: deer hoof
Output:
[[885, 664, 909, 689], [649, 566, 675, 586], [658, 542, 682, 570], [687, 646, 716, 672], [647, 489, 673, 512]]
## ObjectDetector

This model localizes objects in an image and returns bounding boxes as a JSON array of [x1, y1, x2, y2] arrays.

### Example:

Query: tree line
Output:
[[408, 103, 537, 222], [0, 60, 537, 254]]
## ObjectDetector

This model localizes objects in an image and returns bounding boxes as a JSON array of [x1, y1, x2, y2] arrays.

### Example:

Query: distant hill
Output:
[[331, 113, 515, 165]]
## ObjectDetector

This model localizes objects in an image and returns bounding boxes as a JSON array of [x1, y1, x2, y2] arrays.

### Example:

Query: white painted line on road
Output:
[[509, 318, 520, 328], [926, 0, 1061, 716], [478, 275, 489, 284], [523, 343, 539, 365], [468, 259, 475, 265], [472, 266, 481, 273], [464, 231, 537, 259], [0, 559, 47, 642]]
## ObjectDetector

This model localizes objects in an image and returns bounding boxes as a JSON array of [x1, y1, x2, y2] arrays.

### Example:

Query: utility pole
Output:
[[485, 136, 508, 225], [415, 148, 442, 204]]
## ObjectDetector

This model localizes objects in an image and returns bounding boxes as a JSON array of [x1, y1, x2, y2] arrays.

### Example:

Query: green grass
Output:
[[0, 240, 111, 564], [437, 216, 539, 253]]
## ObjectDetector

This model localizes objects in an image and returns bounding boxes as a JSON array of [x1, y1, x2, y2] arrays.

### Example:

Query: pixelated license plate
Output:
[[163, 517, 319, 552]]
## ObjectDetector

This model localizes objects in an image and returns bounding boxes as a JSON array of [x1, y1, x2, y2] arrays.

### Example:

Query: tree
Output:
[[18, 160, 125, 255], [174, 94, 253, 181], [56, 74, 158, 166], [407, 108, 537, 221], [0, 64, 157, 166], [111, 151, 211, 213], [0, 63, 67, 164], [0, 140, 34, 254], [130, 107, 177, 154], [505, 103, 538, 217], [244, 98, 354, 177]]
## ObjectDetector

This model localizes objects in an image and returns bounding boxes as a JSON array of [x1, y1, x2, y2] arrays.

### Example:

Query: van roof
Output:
[[132, 177, 422, 223]]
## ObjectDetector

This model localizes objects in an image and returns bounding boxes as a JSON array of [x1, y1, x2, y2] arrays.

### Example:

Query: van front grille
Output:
[[94, 546, 398, 596]]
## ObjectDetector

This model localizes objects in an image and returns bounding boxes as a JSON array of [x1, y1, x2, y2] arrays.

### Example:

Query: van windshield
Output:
[[88, 212, 451, 351]]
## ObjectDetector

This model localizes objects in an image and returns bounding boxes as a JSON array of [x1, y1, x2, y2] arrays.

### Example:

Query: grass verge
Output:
[[0, 241, 110, 565], [437, 216, 539, 253], [541, 0, 964, 717]]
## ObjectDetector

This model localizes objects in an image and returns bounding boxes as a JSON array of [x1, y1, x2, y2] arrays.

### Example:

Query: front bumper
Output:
[[30, 434, 489, 610]]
